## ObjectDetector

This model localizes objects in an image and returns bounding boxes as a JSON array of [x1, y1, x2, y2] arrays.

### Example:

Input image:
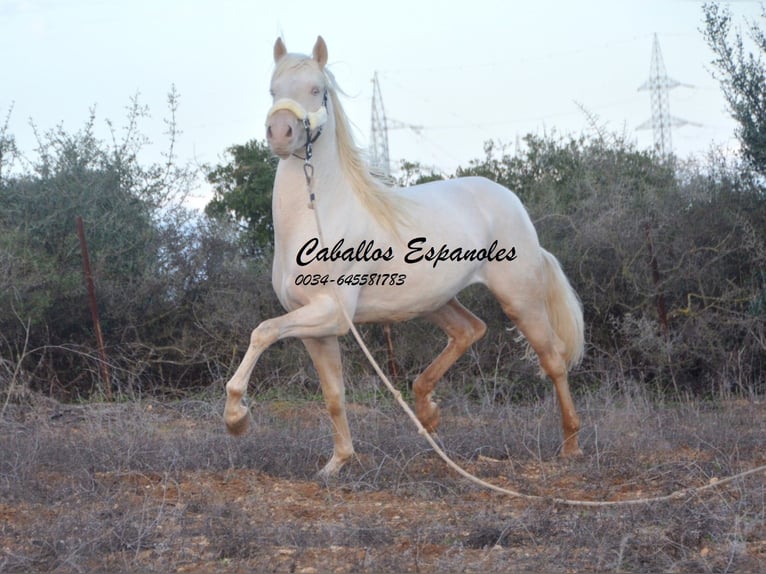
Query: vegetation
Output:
[[1, 3, 765, 405], [205, 139, 277, 255], [453, 135, 765, 396], [0, 385, 764, 572], [2, 120, 765, 404], [703, 1, 766, 177]]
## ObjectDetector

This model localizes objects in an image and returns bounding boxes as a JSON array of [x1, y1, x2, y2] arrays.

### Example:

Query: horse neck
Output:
[[274, 128, 359, 216], [272, 129, 365, 243]]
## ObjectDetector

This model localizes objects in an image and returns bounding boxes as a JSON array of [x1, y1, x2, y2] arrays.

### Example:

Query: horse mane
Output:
[[273, 55, 410, 235]]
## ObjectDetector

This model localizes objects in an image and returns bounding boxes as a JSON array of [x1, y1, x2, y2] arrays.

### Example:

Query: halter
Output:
[[265, 90, 329, 208], [265, 90, 329, 153]]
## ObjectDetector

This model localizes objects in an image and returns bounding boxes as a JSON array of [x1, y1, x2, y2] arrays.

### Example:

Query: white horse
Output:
[[224, 36, 585, 477]]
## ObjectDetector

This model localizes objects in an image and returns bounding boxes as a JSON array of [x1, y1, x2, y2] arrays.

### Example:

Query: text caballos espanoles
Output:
[[296, 237, 517, 269]]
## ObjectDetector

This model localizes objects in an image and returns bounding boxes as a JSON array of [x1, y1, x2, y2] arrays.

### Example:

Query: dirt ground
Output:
[[1, 393, 764, 573]]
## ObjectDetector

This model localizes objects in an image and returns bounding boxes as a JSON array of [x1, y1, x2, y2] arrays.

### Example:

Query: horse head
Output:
[[266, 36, 330, 159]]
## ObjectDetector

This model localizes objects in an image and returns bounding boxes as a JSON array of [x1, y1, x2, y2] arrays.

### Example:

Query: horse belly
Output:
[[352, 262, 482, 323]]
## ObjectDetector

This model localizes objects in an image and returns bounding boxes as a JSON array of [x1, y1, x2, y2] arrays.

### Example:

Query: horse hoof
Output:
[[224, 405, 250, 436], [316, 453, 352, 479], [418, 403, 441, 433], [561, 445, 584, 458]]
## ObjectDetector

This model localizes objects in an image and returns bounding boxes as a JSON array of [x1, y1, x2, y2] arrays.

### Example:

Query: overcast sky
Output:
[[2, 0, 763, 204]]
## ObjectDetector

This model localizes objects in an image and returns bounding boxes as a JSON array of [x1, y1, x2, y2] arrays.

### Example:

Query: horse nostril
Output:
[[267, 125, 273, 139], [286, 126, 293, 138]]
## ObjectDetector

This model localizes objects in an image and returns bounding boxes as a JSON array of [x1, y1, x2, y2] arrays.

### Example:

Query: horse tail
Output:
[[541, 249, 584, 370]]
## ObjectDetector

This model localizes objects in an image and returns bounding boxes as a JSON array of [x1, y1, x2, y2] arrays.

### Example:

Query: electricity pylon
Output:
[[637, 34, 698, 157], [370, 72, 391, 177], [370, 72, 422, 178]]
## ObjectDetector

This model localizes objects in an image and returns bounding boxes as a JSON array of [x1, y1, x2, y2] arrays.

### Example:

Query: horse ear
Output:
[[274, 37, 287, 63], [312, 36, 328, 69]]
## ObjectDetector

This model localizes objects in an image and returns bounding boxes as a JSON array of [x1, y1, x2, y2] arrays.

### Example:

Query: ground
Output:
[[0, 389, 764, 573]]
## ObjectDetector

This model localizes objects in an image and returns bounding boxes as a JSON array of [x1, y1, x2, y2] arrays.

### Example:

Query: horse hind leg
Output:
[[413, 298, 487, 432], [485, 249, 583, 457], [536, 330, 582, 457], [506, 307, 582, 457]]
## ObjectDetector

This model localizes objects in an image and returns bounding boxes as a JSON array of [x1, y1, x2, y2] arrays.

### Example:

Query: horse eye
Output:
[[311, 87, 321, 96]]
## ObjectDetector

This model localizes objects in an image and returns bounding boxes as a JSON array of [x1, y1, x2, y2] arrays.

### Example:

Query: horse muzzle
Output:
[[265, 98, 328, 159]]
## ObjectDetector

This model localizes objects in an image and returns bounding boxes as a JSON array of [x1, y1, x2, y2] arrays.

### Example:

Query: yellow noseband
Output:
[[265, 97, 328, 131]]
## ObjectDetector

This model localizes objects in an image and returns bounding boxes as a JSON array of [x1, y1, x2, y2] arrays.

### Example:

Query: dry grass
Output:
[[0, 382, 764, 573]]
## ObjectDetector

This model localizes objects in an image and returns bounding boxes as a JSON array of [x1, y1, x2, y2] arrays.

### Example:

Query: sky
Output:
[[1, 0, 764, 207]]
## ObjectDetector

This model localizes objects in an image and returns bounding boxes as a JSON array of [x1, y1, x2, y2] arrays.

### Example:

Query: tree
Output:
[[455, 134, 676, 216], [1, 108, 158, 330], [396, 160, 443, 186], [0, 94, 205, 397], [703, 2, 766, 176], [0, 106, 17, 183], [205, 140, 277, 255]]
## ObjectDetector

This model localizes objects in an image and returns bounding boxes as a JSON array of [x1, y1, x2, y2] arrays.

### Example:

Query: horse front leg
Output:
[[302, 336, 354, 477], [224, 295, 348, 436]]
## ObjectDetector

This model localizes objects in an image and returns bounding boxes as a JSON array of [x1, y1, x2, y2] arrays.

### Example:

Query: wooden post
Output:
[[76, 216, 112, 399], [383, 323, 401, 382]]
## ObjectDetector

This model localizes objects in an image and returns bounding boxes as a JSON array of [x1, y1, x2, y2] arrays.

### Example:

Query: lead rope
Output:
[[301, 158, 766, 507]]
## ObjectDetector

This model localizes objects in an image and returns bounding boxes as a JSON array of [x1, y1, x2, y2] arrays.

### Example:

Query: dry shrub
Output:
[[1, 383, 764, 573]]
